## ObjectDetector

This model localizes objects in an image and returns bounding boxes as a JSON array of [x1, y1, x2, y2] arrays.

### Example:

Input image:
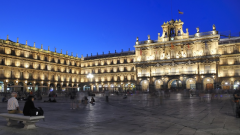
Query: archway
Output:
[[168, 79, 182, 89], [98, 84, 103, 92], [203, 77, 214, 91], [0, 81, 4, 92], [186, 78, 196, 90], [234, 80, 240, 90], [155, 79, 163, 90], [83, 85, 90, 91], [221, 80, 231, 90], [140, 80, 149, 91]]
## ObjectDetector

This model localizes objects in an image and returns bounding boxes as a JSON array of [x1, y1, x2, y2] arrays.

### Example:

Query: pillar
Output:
[[32, 83, 36, 94], [4, 82, 8, 92], [23, 83, 27, 92], [96, 84, 99, 92], [54, 83, 57, 92], [60, 84, 63, 93]]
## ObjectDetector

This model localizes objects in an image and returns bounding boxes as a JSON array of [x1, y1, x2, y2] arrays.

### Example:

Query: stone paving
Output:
[[0, 93, 239, 135]]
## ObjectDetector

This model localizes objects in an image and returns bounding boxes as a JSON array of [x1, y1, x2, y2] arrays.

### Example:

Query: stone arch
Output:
[[0, 81, 4, 92], [168, 79, 182, 89], [234, 80, 240, 90], [140, 80, 149, 91], [203, 77, 214, 90], [154, 79, 163, 90], [221, 80, 231, 90], [186, 78, 196, 90]]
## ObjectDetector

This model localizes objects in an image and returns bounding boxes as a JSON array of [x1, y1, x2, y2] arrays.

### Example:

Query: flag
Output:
[[178, 10, 183, 14], [140, 49, 142, 56], [171, 43, 174, 49]]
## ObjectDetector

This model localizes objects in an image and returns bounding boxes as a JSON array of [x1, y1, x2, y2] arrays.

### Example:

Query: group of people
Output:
[[7, 92, 43, 116], [69, 91, 96, 109]]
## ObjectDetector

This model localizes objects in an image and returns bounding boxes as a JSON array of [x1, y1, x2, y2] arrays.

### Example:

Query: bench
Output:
[[0, 113, 44, 129]]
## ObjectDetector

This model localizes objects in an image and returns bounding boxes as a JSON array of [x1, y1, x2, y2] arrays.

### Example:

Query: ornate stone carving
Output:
[[47, 64, 52, 71], [54, 58, 58, 63], [5, 58, 12, 66], [40, 54, 45, 61], [32, 53, 38, 59], [15, 50, 21, 56], [47, 56, 52, 62], [14, 70, 20, 78], [66, 60, 70, 65], [71, 60, 75, 66], [60, 59, 64, 64], [40, 63, 45, 70], [15, 60, 20, 67], [33, 62, 39, 69], [4, 69, 11, 78], [24, 51, 29, 57], [5, 47, 11, 54], [23, 71, 29, 79]]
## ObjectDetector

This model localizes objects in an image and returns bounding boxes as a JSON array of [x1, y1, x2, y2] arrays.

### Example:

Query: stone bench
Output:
[[0, 113, 44, 129]]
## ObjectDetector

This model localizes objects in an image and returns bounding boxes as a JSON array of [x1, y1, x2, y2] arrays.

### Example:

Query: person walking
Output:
[[70, 92, 75, 109], [105, 90, 109, 102]]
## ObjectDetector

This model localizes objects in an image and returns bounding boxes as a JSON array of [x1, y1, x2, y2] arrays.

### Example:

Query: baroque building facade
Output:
[[0, 37, 81, 93], [0, 19, 240, 92]]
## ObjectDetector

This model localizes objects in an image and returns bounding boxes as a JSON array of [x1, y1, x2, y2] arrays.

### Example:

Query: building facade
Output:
[[1, 19, 240, 92], [0, 37, 81, 93]]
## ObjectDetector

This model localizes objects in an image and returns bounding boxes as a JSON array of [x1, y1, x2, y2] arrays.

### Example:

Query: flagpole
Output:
[[171, 0, 173, 19]]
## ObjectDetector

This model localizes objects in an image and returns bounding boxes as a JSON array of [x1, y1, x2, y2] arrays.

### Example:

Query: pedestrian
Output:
[[105, 90, 109, 102], [7, 92, 22, 114], [2, 96, 7, 102], [70, 93, 75, 109], [90, 97, 95, 104]]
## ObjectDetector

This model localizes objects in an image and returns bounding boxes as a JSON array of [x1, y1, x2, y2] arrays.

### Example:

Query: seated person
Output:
[[51, 98, 56, 102], [90, 97, 95, 104], [44, 98, 52, 102], [23, 95, 38, 116], [2, 96, 7, 102], [7, 92, 22, 114]]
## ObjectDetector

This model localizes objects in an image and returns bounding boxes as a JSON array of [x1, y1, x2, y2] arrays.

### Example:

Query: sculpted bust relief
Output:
[[15, 50, 21, 56], [5, 47, 11, 54]]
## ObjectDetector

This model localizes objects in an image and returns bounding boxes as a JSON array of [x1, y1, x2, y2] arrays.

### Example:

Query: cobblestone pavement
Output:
[[0, 93, 239, 135]]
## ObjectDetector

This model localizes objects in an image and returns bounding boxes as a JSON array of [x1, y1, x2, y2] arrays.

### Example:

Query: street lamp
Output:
[[87, 73, 94, 91], [87, 73, 94, 80]]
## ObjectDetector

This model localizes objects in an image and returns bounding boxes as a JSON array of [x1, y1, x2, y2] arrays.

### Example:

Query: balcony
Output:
[[138, 74, 150, 77], [200, 70, 216, 74]]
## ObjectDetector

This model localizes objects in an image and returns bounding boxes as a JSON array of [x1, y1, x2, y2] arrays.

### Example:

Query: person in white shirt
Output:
[[7, 92, 22, 114]]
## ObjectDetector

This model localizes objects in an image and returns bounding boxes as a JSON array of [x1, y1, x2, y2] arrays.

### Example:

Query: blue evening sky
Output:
[[0, 0, 239, 57]]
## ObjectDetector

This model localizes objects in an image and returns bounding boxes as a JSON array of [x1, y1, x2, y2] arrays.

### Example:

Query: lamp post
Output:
[[87, 73, 94, 91]]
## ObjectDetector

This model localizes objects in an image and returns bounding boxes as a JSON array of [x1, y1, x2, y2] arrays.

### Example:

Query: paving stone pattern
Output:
[[0, 93, 239, 135]]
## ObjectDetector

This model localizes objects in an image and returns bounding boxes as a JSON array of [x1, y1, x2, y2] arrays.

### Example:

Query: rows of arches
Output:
[[0, 79, 80, 93], [139, 77, 215, 91], [83, 83, 136, 92]]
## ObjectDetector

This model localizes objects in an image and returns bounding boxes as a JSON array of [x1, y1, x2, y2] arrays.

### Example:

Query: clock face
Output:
[[171, 37, 174, 41]]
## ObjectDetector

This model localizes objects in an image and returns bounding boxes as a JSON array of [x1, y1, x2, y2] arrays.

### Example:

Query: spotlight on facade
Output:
[[225, 82, 228, 85], [87, 73, 94, 79], [207, 79, 209, 81]]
